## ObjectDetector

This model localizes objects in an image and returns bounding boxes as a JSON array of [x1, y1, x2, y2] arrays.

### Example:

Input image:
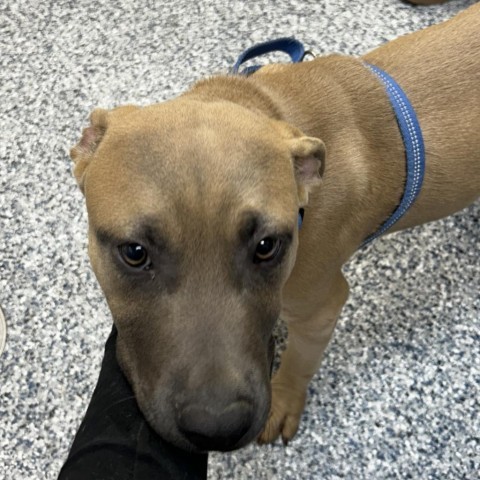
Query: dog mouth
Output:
[[125, 331, 277, 453], [141, 339, 275, 453], [143, 386, 271, 453], [181, 336, 276, 453]]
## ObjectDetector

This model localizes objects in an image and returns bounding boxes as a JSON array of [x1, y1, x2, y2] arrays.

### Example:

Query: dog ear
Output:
[[289, 136, 326, 205], [70, 108, 109, 193]]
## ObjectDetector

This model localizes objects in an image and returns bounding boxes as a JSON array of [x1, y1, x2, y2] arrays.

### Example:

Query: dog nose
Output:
[[177, 400, 253, 451]]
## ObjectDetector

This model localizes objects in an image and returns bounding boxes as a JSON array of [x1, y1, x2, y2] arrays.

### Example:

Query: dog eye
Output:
[[254, 237, 281, 263], [119, 243, 149, 268]]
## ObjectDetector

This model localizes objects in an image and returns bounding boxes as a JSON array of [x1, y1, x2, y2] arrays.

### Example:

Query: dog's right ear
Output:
[[289, 136, 326, 206], [70, 108, 109, 193]]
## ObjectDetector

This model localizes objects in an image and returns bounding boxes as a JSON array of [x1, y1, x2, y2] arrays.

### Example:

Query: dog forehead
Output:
[[85, 101, 298, 239], [90, 99, 296, 193], [92, 100, 292, 176], [127, 99, 283, 156]]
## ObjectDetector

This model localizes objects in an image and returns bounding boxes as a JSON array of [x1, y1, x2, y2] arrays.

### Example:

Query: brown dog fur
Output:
[[72, 3, 480, 451]]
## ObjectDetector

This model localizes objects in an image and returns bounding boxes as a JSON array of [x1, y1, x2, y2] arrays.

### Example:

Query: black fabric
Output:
[[58, 326, 208, 480]]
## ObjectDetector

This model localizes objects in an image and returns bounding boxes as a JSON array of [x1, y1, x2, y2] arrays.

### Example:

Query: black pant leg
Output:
[[58, 326, 208, 480]]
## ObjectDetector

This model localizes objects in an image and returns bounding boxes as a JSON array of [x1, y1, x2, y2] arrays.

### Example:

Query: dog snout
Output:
[[177, 399, 254, 451]]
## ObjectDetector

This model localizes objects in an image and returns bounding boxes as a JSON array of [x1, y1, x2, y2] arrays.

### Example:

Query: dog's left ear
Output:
[[289, 136, 326, 205], [70, 108, 110, 193], [71, 105, 140, 193]]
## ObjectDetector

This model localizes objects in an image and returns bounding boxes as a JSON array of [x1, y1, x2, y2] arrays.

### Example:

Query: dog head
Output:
[[71, 95, 324, 452]]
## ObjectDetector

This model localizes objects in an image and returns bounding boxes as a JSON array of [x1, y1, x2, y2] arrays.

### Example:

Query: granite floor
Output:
[[0, 0, 479, 478]]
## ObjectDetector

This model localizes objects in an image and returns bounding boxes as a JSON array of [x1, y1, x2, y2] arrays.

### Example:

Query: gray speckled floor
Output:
[[1, 0, 479, 478]]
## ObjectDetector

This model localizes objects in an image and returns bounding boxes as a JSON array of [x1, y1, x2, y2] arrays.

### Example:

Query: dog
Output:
[[71, 2, 479, 452]]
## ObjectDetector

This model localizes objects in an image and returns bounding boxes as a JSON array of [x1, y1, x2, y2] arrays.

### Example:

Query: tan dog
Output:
[[71, 3, 480, 452]]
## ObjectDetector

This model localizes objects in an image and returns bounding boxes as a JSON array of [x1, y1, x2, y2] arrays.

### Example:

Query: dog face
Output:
[[72, 98, 324, 452]]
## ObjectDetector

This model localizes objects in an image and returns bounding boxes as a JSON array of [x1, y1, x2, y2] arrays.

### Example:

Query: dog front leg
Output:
[[258, 272, 349, 445]]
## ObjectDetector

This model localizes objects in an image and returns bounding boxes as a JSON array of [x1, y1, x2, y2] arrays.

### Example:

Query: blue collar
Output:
[[360, 64, 425, 246], [232, 38, 426, 245]]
